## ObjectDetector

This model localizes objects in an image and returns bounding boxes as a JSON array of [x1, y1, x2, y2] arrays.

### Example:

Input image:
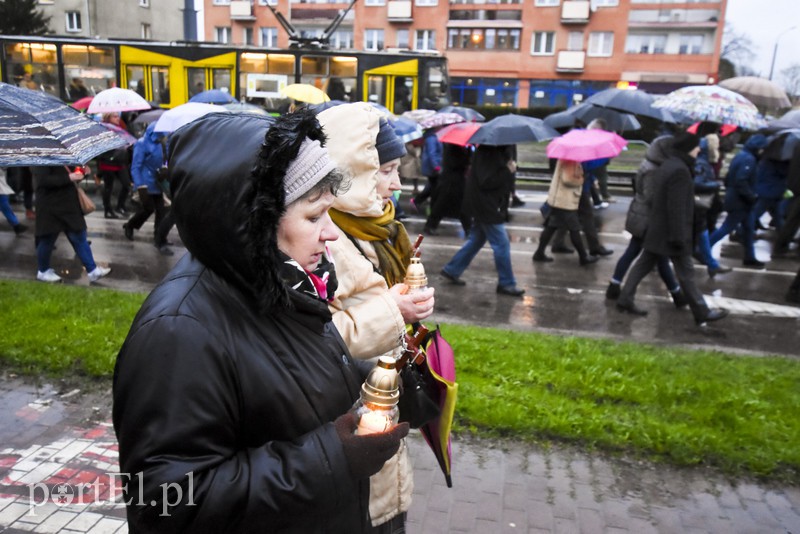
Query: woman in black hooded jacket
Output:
[[113, 110, 408, 533]]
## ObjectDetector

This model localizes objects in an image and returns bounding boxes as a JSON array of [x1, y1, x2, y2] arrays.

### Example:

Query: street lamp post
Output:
[[769, 26, 797, 81]]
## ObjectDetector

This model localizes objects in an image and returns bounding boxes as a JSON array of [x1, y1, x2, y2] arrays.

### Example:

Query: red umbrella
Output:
[[435, 122, 481, 146], [686, 122, 738, 136], [546, 129, 627, 162], [70, 96, 94, 111]]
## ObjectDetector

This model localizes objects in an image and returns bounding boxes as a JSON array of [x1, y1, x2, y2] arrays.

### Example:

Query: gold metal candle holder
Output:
[[404, 256, 428, 292]]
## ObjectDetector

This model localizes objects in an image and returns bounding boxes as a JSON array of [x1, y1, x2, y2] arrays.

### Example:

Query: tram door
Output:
[[363, 59, 418, 114], [186, 67, 233, 99]]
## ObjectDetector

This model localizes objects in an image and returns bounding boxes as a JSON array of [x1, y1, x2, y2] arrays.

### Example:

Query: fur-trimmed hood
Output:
[[167, 109, 329, 314], [317, 102, 385, 218]]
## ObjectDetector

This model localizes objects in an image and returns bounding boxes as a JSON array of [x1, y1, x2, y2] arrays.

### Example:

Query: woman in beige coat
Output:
[[318, 102, 435, 532], [533, 159, 598, 265]]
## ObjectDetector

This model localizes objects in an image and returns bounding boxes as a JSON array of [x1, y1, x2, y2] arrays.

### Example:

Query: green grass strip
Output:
[[2, 280, 798, 482]]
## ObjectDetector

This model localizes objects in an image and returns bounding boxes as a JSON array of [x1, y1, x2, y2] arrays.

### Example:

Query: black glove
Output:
[[334, 412, 409, 480]]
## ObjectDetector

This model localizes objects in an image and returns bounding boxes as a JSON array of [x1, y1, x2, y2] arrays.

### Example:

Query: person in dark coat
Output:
[[423, 143, 472, 236], [605, 136, 682, 303], [113, 110, 409, 533], [773, 143, 800, 257], [616, 132, 728, 326], [708, 134, 769, 268], [752, 157, 789, 231], [32, 166, 110, 283], [440, 144, 524, 296], [412, 128, 442, 209]]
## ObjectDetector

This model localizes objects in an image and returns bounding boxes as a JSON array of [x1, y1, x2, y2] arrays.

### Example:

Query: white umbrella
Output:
[[153, 103, 230, 133], [87, 88, 151, 114], [718, 76, 792, 110]]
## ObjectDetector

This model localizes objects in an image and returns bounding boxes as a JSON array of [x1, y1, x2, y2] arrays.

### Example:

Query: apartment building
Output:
[[36, 0, 188, 42], [202, 0, 727, 108]]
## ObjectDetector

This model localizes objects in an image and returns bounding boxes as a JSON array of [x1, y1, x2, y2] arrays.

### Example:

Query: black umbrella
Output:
[[544, 103, 641, 132], [467, 114, 559, 146], [763, 129, 800, 161], [438, 105, 486, 122], [585, 88, 681, 123], [0, 82, 128, 167], [763, 110, 800, 133]]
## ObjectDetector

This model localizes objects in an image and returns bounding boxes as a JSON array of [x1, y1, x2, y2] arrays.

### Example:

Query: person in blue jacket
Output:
[[752, 157, 789, 232], [411, 128, 442, 212], [122, 123, 169, 248], [708, 134, 769, 268]]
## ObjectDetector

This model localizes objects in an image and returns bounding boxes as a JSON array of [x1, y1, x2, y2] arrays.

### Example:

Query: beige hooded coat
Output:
[[317, 102, 413, 527]]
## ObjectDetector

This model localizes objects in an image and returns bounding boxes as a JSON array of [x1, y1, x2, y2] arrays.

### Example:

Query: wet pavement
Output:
[[1, 186, 799, 532]]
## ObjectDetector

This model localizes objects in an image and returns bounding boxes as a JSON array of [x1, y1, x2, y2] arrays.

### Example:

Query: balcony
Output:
[[387, 0, 412, 22], [556, 50, 585, 72], [230, 1, 256, 21], [561, 1, 589, 24], [628, 9, 719, 29]]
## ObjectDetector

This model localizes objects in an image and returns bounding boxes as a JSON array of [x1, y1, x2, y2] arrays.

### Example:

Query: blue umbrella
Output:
[[188, 89, 237, 105], [0, 82, 128, 167], [391, 116, 423, 143]]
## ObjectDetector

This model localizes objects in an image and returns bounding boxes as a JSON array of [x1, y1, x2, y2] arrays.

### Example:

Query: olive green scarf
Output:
[[329, 202, 413, 287]]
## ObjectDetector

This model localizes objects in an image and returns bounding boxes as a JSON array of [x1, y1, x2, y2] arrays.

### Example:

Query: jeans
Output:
[[611, 235, 679, 290], [442, 222, 516, 288], [695, 230, 719, 269], [709, 209, 756, 261], [0, 195, 20, 227], [37, 230, 96, 273]]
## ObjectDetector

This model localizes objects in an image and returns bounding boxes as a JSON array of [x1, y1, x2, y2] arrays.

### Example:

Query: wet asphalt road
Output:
[[1, 183, 798, 358]]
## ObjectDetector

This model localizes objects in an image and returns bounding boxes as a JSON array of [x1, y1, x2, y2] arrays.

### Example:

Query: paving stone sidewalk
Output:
[[1, 377, 799, 533]]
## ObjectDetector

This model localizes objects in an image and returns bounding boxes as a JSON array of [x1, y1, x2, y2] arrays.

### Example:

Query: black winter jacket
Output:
[[32, 166, 86, 236], [113, 113, 372, 533], [462, 145, 514, 224], [643, 151, 696, 257]]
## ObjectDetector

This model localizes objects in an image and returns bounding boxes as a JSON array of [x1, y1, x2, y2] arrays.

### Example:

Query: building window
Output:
[[65, 11, 82, 32], [588, 31, 613, 56], [215, 27, 231, 44], [679, 34, 704, 54], [531, 31, 555, 55], [447, 28, 519, 50], [365, 0, 385, 5], [258, 0, 278, 4], [415, 30, 436, 51], [567, 31, 583, 51], [141, 23, 151, 39], [450, 77, 517, 107], [396, 29, 409, 49], [260, 27, 278, 47], [625, 34, 666, 54], [330, 30, 353, 49], [243, 27, 254, 45], [534, 0, 559, 5], [591, 0, 618, 7], [139, 0, 150, 7], [365, 29, 384, 51], [416, 0, 437, 5], [212, 0, 231, 4]]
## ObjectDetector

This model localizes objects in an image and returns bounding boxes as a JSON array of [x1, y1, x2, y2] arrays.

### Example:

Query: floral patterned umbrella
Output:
[[652, 85, 766, 131], [419, 112, 465, 130]]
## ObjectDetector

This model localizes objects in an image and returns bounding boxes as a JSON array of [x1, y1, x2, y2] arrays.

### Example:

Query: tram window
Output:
[[330, 56, 357, 78], [366, 75, 386, 107], [151, 66, 170, 105], [187, 68, 205, 97], [63, 45, 115, 100], [422, 63, 448, 108], [5, 43, 60, 97], [394, 76, 413, 114], [213, 69, 231, 93], [301, 56, 329, 77], [126, 65, 146, 98], [267, 54, 294, 75]]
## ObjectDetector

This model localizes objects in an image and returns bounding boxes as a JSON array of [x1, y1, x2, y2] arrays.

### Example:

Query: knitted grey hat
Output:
[[283, 137, 336, 204], [375, 118, 407, 164]]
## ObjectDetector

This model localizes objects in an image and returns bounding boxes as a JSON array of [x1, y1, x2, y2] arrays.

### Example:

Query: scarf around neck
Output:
[[278, 249, 338, 303], [329, 201, 413, 287]]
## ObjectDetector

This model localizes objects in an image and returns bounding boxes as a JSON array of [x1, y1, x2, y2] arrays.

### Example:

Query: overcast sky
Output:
[[724, 0, 800, 81]]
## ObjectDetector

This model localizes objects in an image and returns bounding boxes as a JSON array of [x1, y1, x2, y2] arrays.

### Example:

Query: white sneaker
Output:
[[87, 266, 111, 282], [594, 201, 609, 210], [36, 269, 62, 283]]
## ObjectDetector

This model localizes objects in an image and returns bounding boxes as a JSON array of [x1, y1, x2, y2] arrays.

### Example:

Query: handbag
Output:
[[76, 185, 95, 215]]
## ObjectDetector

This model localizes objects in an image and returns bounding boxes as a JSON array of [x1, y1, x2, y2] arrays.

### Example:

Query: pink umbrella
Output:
[[546, 129, 627, 162], [419, 112, 465, 130]]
